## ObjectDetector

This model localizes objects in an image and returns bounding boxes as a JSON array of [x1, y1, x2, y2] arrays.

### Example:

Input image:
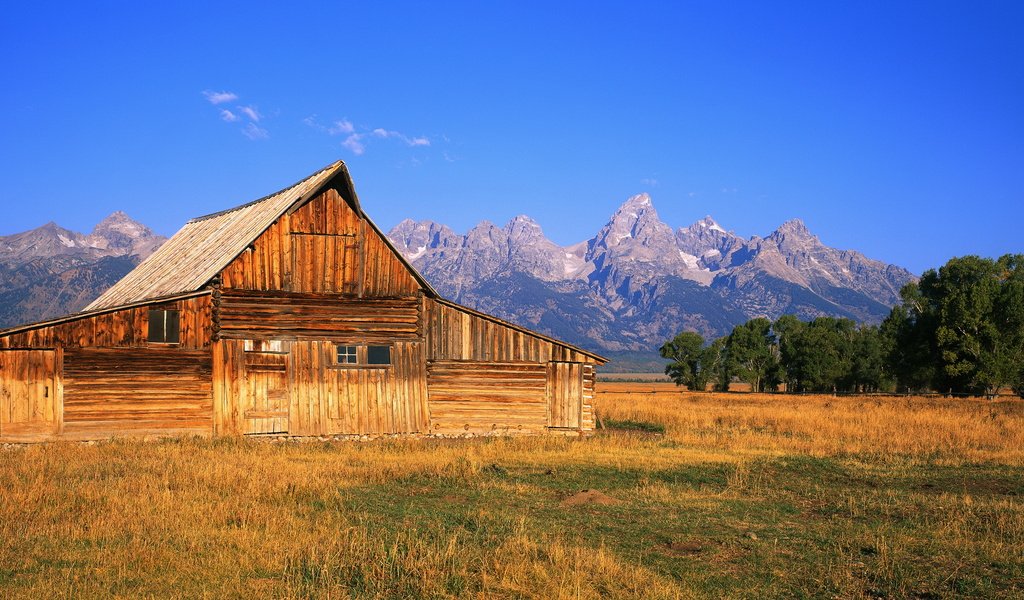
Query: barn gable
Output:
[[87, 161, 437, 311]]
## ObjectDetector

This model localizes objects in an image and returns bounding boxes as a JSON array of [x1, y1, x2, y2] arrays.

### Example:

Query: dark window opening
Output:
[[367, 345, 391, 365], [148, 309, 180, 344]]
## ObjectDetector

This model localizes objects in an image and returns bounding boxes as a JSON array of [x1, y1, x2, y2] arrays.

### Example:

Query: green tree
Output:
[[660, 331, 706, 390], [701, 337, 731, 392], [726, 318, 782, 392], [848, 325, 888, 392], [774, 315, 806, 391], [995, 254, 1024, 397], [882, 254, 1024, 395], [931, 256, 1003, 394], [881, 281, 940, 392]]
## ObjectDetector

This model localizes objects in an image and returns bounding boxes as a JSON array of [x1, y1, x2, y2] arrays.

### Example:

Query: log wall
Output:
[[217, 290, 422, 342], [427, 360, 548, 434], [62, 348, 213, 440]]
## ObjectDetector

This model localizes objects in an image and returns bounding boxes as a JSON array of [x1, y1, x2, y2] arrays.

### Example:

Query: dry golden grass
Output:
[[0, 437, 686, 599], [0, 386, 1021, 598], [596, 383, 1024, 464]]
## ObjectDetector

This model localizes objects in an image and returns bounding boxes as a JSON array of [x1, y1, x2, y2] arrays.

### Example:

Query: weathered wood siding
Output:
[[241, 346, 289, 434], [0, 295, 212, 350], [422, 299, 600, 433], [219, 188, 420, 297], [217, 290, 421, 342], [62, 348, 213, 440], [424, 299, 593, 363], [427, 361, 548, 434], [212, 339, 428, 436], [325, 341, 428, 435], [546, 362, 583, 428], [0, 349, 60, 440]]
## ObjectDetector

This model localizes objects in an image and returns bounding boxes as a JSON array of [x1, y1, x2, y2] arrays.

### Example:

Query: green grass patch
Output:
[[603, 418, 667, 434]]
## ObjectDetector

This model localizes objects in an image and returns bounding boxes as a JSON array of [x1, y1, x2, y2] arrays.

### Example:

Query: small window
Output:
[[337, 345, 358, 364], [334, 344, 391, 366], [148, 309, 180, 344], [367, 345, 391, 365]]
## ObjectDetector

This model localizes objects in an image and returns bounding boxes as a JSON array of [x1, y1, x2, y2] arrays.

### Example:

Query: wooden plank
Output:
[[61, 348, 213, 438], [0, 350, 62, 441]]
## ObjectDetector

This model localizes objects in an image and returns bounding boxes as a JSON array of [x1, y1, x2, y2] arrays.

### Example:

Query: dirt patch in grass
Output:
[[560, 489, 620, 507]]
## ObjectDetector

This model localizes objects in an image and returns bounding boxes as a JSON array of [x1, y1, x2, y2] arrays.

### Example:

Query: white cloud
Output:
[[203, 90, 238, 105], [242, 123, 269, 140], [238, 105, 261, 122], [220, 109, 239, 122], [308, 117, 432, 154], [329, 119, 354, 135], [342, 133, 365, 155], [371, 128, 430, 147]]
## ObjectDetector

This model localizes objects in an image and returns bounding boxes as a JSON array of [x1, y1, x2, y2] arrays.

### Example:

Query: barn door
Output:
[[546, 362, 583, 429], [241, 341, 290, 434], [0, 350, 60, 440]]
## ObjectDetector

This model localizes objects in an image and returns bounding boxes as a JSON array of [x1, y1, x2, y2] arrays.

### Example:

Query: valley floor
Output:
[[0, 388, 1022, 598]]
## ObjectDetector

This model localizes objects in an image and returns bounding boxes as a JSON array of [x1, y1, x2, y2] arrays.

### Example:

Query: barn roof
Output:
[[86, 161, 437, 311]]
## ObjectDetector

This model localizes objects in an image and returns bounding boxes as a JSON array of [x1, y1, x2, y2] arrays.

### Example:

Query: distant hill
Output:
[[0, 213, 165, 328], [388, 194, 916, 363]]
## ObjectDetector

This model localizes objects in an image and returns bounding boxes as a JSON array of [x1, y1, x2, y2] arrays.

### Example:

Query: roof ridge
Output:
[[188, 160, 343, 223]]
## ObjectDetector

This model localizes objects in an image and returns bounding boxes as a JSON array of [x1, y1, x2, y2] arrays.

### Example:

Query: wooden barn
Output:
[[0, 161, 606, 442]]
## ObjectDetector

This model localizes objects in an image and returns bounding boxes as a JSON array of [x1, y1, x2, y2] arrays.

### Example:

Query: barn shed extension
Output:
[[0, 161, 606, 442]]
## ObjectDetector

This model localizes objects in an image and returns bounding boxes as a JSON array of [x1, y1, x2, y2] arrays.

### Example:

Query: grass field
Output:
[[1, 385, 1022, 598]]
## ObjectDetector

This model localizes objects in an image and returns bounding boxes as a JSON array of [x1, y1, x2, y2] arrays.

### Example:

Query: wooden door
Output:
[[0, 350, 60, 440], [241, 341, 289, 434], [546, 361, 583, 429]]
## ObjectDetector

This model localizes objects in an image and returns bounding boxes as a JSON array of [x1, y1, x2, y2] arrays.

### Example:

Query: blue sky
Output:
[[1, 1, 1021, 274]]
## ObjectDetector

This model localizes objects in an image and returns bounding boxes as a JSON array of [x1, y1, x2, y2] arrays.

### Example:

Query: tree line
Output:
[[660, 254, 1024, 396]]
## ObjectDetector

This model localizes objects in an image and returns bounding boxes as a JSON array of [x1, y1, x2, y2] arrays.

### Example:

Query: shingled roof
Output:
[[86, 161, 437, 310]]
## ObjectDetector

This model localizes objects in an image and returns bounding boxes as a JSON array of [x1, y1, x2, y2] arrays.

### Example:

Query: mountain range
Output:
[[0, 195, 915, 371], [388, 193, 915, 357], [0, 212, 165, 327]]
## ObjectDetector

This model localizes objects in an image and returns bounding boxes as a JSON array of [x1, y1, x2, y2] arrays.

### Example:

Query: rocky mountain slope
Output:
[[389, 193, 915, 353], [0, 213, 165, 328]]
